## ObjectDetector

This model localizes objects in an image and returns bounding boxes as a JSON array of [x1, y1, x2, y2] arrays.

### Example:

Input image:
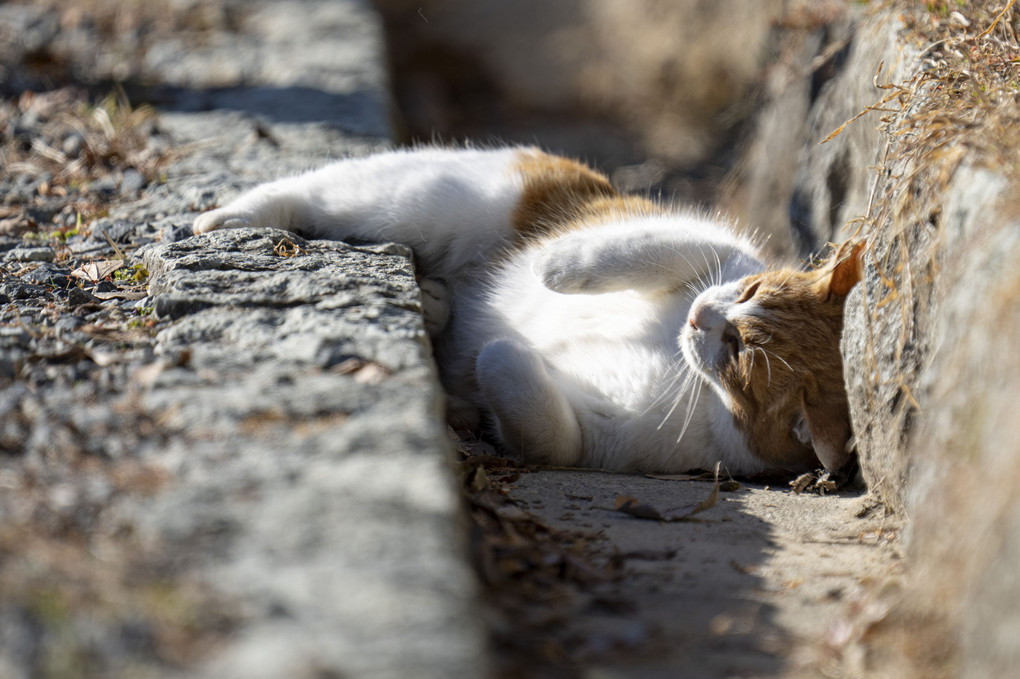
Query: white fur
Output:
[[194, 147, 770, 473]]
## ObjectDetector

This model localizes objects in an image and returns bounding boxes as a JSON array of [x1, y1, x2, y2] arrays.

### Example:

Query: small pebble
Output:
[[120, 169, 147, 195], [67, 286, 98, 307], [62, 133, 85, 157]]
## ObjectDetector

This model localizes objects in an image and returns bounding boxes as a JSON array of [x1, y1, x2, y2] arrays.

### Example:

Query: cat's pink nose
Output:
[[689, 301, 723, 332]]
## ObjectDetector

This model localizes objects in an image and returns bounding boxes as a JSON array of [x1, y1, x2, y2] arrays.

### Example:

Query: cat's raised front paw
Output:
[[532, 248, 595, 294], [193, 209, 253, 235]]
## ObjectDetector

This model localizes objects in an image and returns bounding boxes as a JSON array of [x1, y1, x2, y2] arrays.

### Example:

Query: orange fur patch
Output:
[[511, 150, 660, 238]]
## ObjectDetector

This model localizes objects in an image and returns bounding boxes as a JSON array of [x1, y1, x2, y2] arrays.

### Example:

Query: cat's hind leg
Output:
[[475, 339, 582, 466]]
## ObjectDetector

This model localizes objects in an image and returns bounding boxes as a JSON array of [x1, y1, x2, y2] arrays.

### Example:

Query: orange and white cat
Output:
[[194, 146, 861, 474]]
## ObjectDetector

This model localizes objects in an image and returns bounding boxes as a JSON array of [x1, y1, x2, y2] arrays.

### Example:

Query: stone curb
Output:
[[136, 228, 487, 678]]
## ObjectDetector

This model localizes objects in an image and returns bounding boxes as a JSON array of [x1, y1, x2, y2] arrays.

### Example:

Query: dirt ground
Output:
[[465, 451, 902, 678]]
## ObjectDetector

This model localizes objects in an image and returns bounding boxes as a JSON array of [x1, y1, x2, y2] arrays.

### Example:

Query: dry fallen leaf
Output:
[[466, 464, 489, 494], [273, 237, 303, 257], [790, 470, 839, 495], [614, 462, 721, 522], [790, 473, 814, 493], [71, 259, 125, 283]]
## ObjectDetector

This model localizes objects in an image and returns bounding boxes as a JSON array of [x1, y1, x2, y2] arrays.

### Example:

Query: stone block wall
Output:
[[732, 5, 1020, 675]]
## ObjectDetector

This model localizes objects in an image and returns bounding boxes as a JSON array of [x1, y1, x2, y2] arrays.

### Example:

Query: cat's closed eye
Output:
[[722, 326, 742, 360]]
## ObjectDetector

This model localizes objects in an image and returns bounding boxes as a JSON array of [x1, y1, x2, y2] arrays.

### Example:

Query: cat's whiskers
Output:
[[760, 345, 792, 373], [643, 357, 688, 416], [627, 247, 713, 433], [687, 266, 715, 301], [675, 377, 703, 445], [656, 358, 692, 409], [709, 246, 723, 287], [696, 247, 715, 289], [657, 245, 716, 292], [656, 359, 698, 430], [686, 272, 711, 299], [652, 355, 707, 450], [745, 344, 758, 387]]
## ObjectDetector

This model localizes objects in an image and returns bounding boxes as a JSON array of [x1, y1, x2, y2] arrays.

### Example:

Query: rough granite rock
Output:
[[899, 168, 1018, 679]]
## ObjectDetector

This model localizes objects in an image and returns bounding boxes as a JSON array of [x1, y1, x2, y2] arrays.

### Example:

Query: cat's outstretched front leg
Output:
[[475, 339, 582, 466], [193, 175, 314, 235], [192, 148, 526, 278]]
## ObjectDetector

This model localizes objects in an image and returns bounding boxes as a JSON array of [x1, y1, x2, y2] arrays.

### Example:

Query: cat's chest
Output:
[[483, 271, 689, 400]]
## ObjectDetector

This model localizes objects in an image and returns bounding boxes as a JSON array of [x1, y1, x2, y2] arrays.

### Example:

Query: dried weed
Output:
[[839, 0, 1020, 262], [817, 2, 1020, 512], [2, 88, 166, 183]]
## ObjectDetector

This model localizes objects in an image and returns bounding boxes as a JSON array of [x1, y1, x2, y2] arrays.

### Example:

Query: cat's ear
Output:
[[795, 392, 853, 471], [817, 241, 864, 301]]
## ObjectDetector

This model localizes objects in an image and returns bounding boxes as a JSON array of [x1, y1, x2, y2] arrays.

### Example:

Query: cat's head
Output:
[[681, 242, 864, 471]]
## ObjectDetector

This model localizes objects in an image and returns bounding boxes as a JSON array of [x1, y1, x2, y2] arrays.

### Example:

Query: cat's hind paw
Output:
[[419, 277, 451, 336], [193, 209, 253, 235]]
